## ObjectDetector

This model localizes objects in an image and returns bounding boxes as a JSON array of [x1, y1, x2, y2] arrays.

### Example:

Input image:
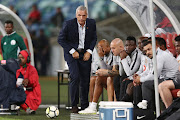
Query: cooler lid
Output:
[[99, 101, 133, 108]]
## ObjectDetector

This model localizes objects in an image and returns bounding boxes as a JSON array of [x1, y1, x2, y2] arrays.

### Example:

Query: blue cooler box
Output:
[[99, 101, 133, 120]]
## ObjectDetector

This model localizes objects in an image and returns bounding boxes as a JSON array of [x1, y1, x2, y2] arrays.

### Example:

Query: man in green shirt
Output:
[[1, 20, 27, 60]]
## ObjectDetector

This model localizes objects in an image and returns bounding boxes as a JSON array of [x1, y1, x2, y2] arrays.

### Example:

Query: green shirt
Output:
[[1, 31, 27, 60]]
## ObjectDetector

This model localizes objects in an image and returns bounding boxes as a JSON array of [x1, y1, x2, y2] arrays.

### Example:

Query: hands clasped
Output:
[[72, 51, 91, 61]]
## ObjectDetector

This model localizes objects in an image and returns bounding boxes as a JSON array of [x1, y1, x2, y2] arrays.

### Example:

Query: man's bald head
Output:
[[110, 38, 124, 56], [111, 38, 124, 47], [97, 39, 111, 57], [98, 39, 110, 48]]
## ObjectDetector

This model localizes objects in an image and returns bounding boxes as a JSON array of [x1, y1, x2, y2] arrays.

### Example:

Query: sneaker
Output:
[[78, 107, 97, 114], [96, 111, 99, 115], [15, 106, 20, 110], [137, 100, 148, 109], [26, 108, 36, 115]]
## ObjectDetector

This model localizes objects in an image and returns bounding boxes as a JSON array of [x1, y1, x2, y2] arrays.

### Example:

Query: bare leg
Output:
[[114, 91, 117, 101], [158, 80, 175, 108], [107, 77, 114, 101], [126, 82, 133, 96], [89, 76, 97, 102], [92, 76, 107, 103]]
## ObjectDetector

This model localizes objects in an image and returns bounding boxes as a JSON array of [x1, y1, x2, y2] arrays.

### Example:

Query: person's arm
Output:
[[107, 65, 119, 76], [83, 19, 97, 61], [57, 21, 74, 53], [86, 19, 97, 54], [121, 51, 141, 76], [121, 56, 131, 76], [95, 65, 119, 77], [27, 67, 39, 88], [140, 56, 163, 82], [17, 35, 27, 50], [136, 56, 144, 75]]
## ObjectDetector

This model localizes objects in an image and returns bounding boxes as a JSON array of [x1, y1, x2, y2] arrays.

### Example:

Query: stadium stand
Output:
[[0, 0, 120, 38], [0, 0, 118, 22]]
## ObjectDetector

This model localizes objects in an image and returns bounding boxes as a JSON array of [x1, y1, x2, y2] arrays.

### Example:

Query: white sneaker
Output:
[[15, 106, 20, 110], [137, 100, 148, 109], [96, 111, 99, 115], [78, 107, 97, 114]]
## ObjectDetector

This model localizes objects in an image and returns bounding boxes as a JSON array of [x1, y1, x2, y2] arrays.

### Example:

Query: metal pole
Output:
[[149, 0, 160, 117], [84, 0, 89, 18]]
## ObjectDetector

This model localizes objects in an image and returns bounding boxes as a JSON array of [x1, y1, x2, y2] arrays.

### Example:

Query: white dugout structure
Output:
[[0, 0, 180, 117], [110, 0, 180, 117], [0, 4, 34, 66]]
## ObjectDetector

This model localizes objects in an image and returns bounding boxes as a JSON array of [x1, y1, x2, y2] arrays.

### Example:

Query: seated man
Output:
[[158, 35, 180, 109], [0, 59, 26, 109], [79, 39, 114, 114], [79, 38, 125, 114], [119, 36, 142, 100], [135, 40, 179, 110], [16, 50, 41, 114]]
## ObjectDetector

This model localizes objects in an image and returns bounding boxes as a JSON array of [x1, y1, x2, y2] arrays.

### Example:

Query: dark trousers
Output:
[[133, 85, 142, 106], [67, 53, 91, 110], [119, 75, 128, 100], [142, 79, 164, 110], [114, 75, 127, 101], [113, 75, 121, 101]]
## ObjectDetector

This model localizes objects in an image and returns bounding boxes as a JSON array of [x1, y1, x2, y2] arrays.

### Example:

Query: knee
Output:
[[158, 83, 163, 91], [90, 76, 96, 86], [158, 82, 169, 91], [70, 74, 79, 83], [107, 77, 113, 84], [95, 76, 102, 85]]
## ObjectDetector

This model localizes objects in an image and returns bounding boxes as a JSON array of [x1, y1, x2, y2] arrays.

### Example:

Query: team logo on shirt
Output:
[[143, 65, 146, 71], [11, 40, 16, 45], [4, 42, 7, 45]]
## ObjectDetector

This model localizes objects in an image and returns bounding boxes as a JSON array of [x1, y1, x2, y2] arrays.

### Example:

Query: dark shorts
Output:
[[172, 73, 180, 89]]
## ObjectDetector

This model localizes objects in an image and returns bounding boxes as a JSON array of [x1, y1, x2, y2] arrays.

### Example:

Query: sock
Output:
[[90, 102, 97, 110], [89, 102, 92, 106]]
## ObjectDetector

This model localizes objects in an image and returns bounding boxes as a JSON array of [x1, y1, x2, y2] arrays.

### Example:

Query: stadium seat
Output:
[[160, 33, 167, 40], [171, 89, 180, 98], [165, 32, 176, 56], [166, 32, 173, 48], [156, 34, 161, 37], [172, 32, 177, 43]]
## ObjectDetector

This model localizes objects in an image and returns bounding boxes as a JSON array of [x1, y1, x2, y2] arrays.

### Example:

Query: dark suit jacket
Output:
[[58, 18, 97, 63]]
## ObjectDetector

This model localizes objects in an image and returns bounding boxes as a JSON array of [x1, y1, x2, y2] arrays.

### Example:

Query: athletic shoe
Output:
[[15, 106, 20, 110], [78, 107, 97, 114], [137, 100, 148, 109], [26, 108, 36, 115], [96, 111, 99, 115]]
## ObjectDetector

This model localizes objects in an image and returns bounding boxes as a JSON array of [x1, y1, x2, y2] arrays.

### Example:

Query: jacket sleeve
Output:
[[57, 21, 73, 53], [28, 66, 39, 88], [17, 35, 27, 50], [121, 51, 141, 76], [89, 19, 97, 51]]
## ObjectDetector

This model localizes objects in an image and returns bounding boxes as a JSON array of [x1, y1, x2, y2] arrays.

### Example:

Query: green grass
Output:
[[1, 76, 107, 120], [1, 108, 71, 120]]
